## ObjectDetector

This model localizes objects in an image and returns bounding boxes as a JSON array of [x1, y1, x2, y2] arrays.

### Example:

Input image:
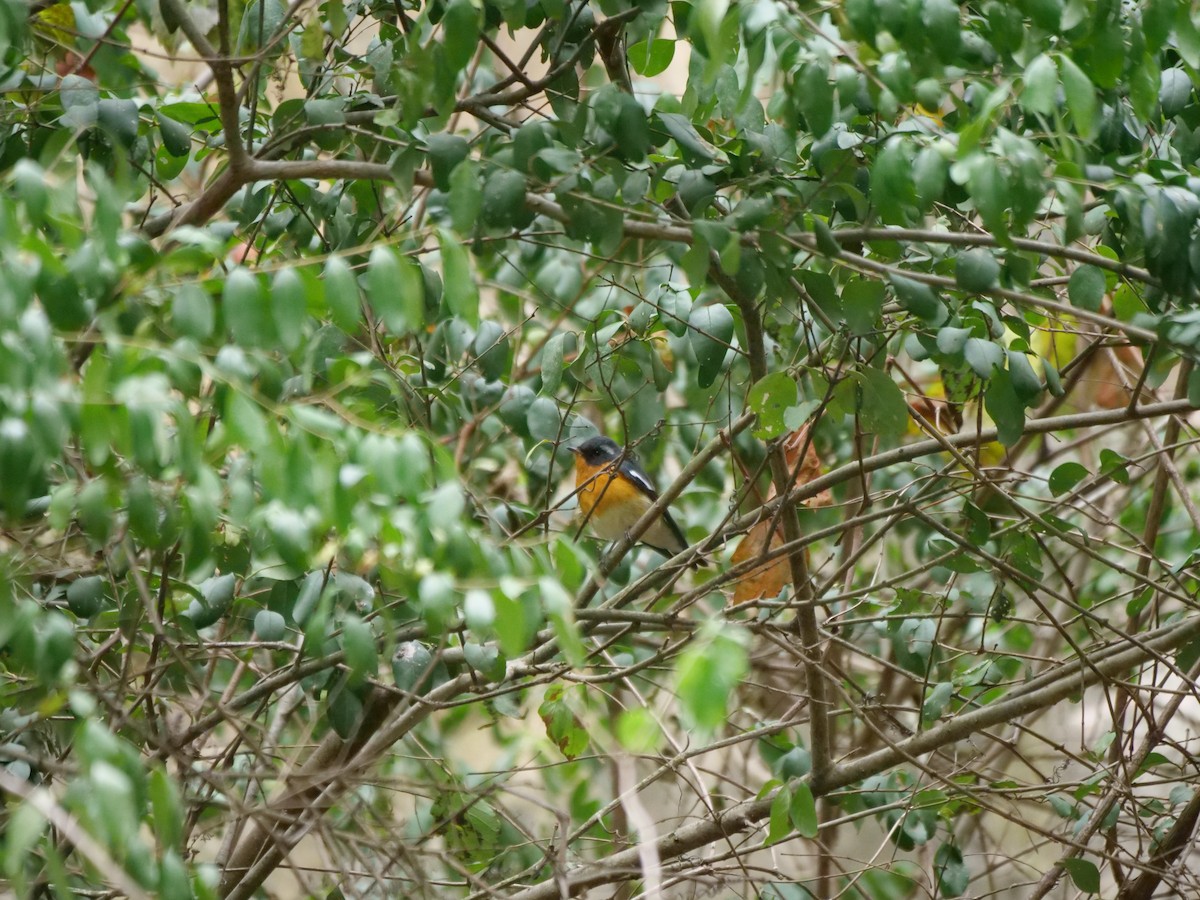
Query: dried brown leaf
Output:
[[730, 518, 788, 605]]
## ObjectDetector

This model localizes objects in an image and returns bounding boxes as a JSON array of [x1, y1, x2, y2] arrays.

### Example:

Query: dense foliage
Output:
[[3, 0, 1200, 897]]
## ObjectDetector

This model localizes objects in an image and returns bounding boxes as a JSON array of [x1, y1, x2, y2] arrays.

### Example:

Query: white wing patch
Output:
[[618, 460, 658, 497]]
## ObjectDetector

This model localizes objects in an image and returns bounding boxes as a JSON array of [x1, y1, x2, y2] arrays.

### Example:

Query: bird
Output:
[[567, 435, 701, 566]]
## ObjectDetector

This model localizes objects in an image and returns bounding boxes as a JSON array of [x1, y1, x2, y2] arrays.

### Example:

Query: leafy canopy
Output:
[[1, 1, 1200, 898]]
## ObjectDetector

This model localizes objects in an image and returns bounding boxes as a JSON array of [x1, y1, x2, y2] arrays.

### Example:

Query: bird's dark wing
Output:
[[617, 456, 659, 499], [618, 455, 691, 556]]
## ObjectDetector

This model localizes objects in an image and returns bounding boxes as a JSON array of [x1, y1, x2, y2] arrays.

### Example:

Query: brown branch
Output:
[[505, 613, 1200, 900], [1027, 656, 1200, 900], [705, 260, 832, 786], [157, 0, 247, 171], [144, 159, 395, 238], [773, 397, 1195, 512], [780, 231, 1161, 344], [0, 769, 153, 900], [459, 7, 642, 110], [1117, 787, 1200, 900], [831, 226, 1156, 287]]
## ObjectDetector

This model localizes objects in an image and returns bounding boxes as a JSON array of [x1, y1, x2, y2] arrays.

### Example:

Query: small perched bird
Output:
[[568, 435, 700, 565]]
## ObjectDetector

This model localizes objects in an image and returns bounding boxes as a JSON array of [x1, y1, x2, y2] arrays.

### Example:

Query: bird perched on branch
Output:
[[568, 435, 703, 566]]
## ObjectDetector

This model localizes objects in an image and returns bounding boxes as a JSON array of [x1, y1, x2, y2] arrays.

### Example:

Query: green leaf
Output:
[[439, 229, 480, 327], [966, 152, 1009, 239], [66, 576, 107, 618], [299, 16, 324, 61], [856, 368, 909, 439], [688, 303, 735, 388], [1129, 55, 1159, 122], [1177, 5, 1200, 68], [922, 681, 953, 724], [655, 112, 717, 162], [266, 504, 312, 570], [1061, 858, 1100, 894], [463, 641, 505, 680], [303, 98, 345, 125], [675, 624, 749, 734], [796, 61, 833, 138], [492, 587, 532, 657], [1058, 55, 1098, 138], [201, 574, 237, 615], [935, 326, 970, 356], [481, 169, 529, 230], [236, 0, 286, 53], [955, 249, 1001, 293], [526, 396, 563, 441], [254, 609, 287, 641], [764, 786, 792, 846], [158, 850, 190, 899], [224, 267, 274, 348], [392, 641, 435, 692], [877, 52, 915, 103], [1043, 358, 1063, 396], [1024, 0, 1062, 31], [1068, 265, 1105, 311], [148, 767, 184, 850], [540, 332, 566, 396], [892, 274, 947, 324], [789, 782, 819, 838], [538, 684, 588, 759], [89, 762, 137, 846], [270, 267, 307, 351], [914, 147, 948, 209], [449, 159, 483, 234], [441, 0, 481, 72], [870, 140, 916, 224], [156, 112, 192, 157], [426, 134, 470, 191], [695, 0, 732, 64], [616, 707, 664, 752], [748, 372, 799, 440], [964, 340, 1003, 379], [1007, 350, 1043, 403], [785, 398, 821, 430], [1160, 68, 1192, 118], [934, 842, 969, 898], [328, 686, 364, 739], [922, 0, 961, 60], [842, 280, 885, 335], [341, 615, 378, 686], [460, 588, 494, 638], [984, 368, 1024, 446], [1020, 54, 1057, 116], [1049, 461, 1089, 496], [5, 800, 46, 886], [1099, 448, 1130, 484], [542, 577, 585, 668], [367, 246, 423, 336], [473, 320, 511, 380], [627, 38, 675, 77], [323, 255, 363, 333], [610, 93, 652, 161], [97, 99, 138, 149], [0, 418, 39, 518], [292, 571, 324, 626]]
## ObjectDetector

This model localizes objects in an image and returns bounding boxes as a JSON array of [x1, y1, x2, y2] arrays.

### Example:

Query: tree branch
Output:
[[157, 0, 247, 171], [830, 226, 1156, 287], [506, 613, 1200, 900]]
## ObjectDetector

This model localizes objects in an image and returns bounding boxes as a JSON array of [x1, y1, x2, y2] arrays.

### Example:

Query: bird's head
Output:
[[569, 435, 623, 466]]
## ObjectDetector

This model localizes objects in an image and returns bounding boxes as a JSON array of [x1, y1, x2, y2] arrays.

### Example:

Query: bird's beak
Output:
[[567, 446, 581, 456]]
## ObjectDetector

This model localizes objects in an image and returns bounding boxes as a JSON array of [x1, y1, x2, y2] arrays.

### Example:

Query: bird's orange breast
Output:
[[574, 458, 644, 517]]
